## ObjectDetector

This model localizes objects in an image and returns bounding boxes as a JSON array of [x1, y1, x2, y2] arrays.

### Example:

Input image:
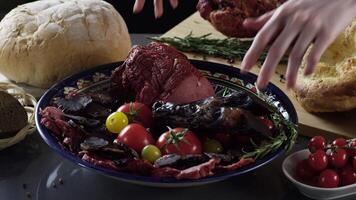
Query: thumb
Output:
[[243, 10, 275, 31]]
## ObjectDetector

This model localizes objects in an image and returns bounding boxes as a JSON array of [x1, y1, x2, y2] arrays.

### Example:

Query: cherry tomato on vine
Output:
[[329, 149, 348, 168], [332, 138, 347, 147], [318, 169, 339, 188], [308, 150, 328, 171], [156, 128, 202, 156], [348, 140, 356, 156], [339, 165, 356, 186], [308, 136, 326, 153], [296, 159, 316, 181], [106, 112, 129, 134], [117, 102, 153, 127], [115, 123, 155, 152]]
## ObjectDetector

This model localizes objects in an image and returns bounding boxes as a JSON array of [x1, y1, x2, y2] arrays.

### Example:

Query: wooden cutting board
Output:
[[162, 12, 356, 139]]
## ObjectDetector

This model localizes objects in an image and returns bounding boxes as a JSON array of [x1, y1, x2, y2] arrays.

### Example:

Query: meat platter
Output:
[[35, 43, 297, 187]]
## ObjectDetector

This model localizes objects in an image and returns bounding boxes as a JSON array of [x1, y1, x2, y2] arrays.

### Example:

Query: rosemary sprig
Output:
[[150, 32, 288, 63], [242, 113, 298, 160]]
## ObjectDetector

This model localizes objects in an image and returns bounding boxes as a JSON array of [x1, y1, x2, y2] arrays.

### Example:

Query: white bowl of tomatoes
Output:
[[283, 136, 356, 200]]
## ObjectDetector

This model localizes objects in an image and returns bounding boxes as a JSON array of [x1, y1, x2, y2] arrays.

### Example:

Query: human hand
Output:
[[240, 0, 356, 89], [133, 0, 179, 18]]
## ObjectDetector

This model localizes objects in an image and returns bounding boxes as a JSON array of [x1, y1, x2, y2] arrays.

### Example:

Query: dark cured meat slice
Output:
[[152, 92, 270, 135], [152, 158, 220, 180], [82, 152, 118, 170], [126, 159, 155, 176], [213, 157, 255, 173], [111, 42, 215, 105], [40, 107, 85, 152], [151, 167, 180, 178], [176, 158, 220, 180]]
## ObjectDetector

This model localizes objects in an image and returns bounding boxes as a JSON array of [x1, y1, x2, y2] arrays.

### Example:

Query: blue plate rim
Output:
[[35, 59, 298, 185]]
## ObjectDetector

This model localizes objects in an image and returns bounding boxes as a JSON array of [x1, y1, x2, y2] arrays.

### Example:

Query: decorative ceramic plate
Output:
[[35, 60, 298, 187]]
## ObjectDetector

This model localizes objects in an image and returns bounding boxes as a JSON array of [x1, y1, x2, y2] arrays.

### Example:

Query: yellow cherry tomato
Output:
[[203, 138, 223, 153], [141, 145, 161, 163], [105, 112, 128, 134]]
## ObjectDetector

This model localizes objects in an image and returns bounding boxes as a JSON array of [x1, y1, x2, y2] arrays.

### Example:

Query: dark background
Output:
[[0, 0, 198, 33]]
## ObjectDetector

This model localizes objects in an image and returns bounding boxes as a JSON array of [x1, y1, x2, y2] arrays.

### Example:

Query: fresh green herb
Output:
[[150, 32, 288, 63], [218, 83, 298, 160], [242, 113, 298, 160]]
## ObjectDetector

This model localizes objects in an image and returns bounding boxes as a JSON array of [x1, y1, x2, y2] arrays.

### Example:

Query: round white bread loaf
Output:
[[0, 0, 131, 88]]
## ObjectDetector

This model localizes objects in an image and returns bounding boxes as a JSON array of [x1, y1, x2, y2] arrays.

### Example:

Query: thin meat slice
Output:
[[151, 167, 180, 178], [214, 157, 255, 173], [152, 158, 220, 180], [82, 152, 118, 171], [176, 158, 220, 180]]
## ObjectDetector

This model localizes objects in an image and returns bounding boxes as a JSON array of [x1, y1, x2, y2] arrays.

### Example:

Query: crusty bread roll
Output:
[[0, 91, 27, 139], [0, 0, 131, 88], [294, 20, 356, 112]]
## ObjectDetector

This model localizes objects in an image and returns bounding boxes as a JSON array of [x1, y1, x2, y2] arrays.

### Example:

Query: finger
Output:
[[243, 10, 275, 31], [304, 33, 334, 76], [154, 0, 163, 18], [241, 14, 283, 73], [256, 17, 306, 89], [133, 0, 145, 14], [169, 0, 178, 9], [286, 22, 320, 89]]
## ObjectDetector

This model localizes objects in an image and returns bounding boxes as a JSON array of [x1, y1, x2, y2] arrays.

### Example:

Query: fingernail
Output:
[[286, 82, 293, 90], [154, 12, 160, 19], [172, 1, 178, 9], [243, 18, 251, 24], [303, 70, 312, 76], [240, 61, 249, 73], [256, 79, 267, 90], [154, 10, 163, 19], [133, 2, 139, 13]]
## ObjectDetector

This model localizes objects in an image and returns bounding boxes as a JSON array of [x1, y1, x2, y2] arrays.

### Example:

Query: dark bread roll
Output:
[[0, 91, 27, 139]]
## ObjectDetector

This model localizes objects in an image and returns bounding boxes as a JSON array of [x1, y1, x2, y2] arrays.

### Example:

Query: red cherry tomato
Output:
[[115, 123, 155, 152], [308, 136, 326, 153], [329, 149, 348, 168], [308, 150, 328, 171], [339, 165, 356, 186], [318, 169, 339, 188], [348, 140, 356, 156], [332, 138, 347, 147], [117, 102, 153, 127], [250, 87, 257, 93], [259, 116, 274, 130], [296, 159, 316, 181], [156, 128, 202, 156]]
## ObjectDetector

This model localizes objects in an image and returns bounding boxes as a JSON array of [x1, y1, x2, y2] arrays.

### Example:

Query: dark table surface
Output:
[[0, 34, 313, 200]]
